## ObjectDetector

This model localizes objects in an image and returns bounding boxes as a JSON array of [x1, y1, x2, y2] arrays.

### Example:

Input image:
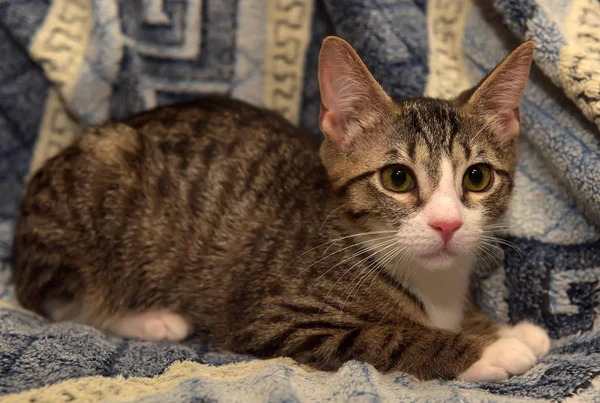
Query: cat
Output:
[[11, 36, 550, 381]]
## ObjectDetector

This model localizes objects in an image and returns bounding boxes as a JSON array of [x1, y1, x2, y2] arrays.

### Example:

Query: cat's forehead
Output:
[[392, 98, 495, 150], [392, 98, 469, 152], [374, 98, 504, 185]]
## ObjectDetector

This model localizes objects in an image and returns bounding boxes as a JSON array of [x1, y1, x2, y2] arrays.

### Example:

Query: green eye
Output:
[[463, 164, 492, 192], [380, 165, 415, 192]]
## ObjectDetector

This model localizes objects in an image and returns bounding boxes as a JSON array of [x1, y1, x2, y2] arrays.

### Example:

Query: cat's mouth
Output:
[[420, 249, 457, 261], [417, 249, 460, 270]]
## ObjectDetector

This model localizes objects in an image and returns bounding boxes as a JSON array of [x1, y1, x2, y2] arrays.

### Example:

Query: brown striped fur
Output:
[[11, 38, 536, 380]]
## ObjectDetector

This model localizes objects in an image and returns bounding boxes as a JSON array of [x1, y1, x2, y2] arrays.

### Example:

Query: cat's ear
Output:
[[459, 41, 534, 141], [318, 36, 392, 147]]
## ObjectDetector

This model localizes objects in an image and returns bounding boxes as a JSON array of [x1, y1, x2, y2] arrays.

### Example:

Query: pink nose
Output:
[[430, 220, 462, 246]]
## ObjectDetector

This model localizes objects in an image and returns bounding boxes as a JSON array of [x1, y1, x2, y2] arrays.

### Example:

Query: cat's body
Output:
[[12, 37, 550, 381]]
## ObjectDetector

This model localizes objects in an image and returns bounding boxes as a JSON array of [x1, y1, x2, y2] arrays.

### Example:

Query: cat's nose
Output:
[[430, 220, 462, 246]]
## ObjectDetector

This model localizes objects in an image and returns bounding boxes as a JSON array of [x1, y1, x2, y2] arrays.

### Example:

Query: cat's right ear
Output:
[[457, 41, 534, 142], [318, 36, 392, 148]]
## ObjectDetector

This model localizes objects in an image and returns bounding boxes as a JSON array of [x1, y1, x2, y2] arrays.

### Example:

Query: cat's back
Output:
[[114, 96, 326, 229], [24, 96, 324, 222], [125, 96, 313, 145], [12, 97, 327, 315]]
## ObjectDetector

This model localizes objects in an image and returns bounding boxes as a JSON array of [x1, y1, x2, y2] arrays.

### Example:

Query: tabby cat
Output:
[[12, 37, 550, 381]]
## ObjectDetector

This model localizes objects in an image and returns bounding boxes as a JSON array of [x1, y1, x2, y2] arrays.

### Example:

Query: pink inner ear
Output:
[[496, 107, 520, 140], [319, 61, 352, 147], [319, 103, 347, 147], [467, 42, 534, 142], [318, 37, 393, 147], [320, 63, 337, 109]]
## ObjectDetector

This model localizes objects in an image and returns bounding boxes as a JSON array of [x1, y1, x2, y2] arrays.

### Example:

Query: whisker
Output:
[[317, 240, 400, 315], [482, 223, 512, 229], [472, 246, 497, 274], [388, 243, 414, 279], [317, 254, 376, 316], [479, 239, 522, 261], [342, 242, 401, 299], [307, 237, 399, 294], [340, 255, 381, 306], [280, 233, 397, 280], [474, 243, 503, 272], [365, 243, 411, 294], [318, 206, 343, 233], [339, 245, 403, 318], [278, 230, 398, 277], [480, 236, 523, 256], [404, 247, 422, 284]]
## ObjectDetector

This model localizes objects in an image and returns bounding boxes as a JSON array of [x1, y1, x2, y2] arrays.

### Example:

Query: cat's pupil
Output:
[[391, 169, 407, 186], [468, 167, 483, 185]]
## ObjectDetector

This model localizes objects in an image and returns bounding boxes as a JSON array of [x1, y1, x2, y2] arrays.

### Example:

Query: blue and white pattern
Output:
[[0, 0, 599, 401]]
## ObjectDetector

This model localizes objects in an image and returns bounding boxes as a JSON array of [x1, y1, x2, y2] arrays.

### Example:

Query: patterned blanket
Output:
[[0, 0, 599, 401]]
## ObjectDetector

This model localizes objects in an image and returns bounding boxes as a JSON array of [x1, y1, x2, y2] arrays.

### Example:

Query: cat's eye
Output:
[[380, 165, 415, 192], [463, 164, 492, 192]]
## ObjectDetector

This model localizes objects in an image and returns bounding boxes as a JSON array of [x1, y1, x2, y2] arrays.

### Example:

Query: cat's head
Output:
[[318, 37, 533, 273]]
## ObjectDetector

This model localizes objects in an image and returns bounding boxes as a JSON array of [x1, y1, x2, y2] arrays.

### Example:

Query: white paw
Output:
[[457, 338, 536, 382], [498, 321, 550, 358], [105, 310, 192, 342]]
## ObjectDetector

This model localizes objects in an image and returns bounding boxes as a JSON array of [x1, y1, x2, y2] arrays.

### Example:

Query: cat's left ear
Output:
[[318, 36, 393, 148], [459, 41, 534, 141]]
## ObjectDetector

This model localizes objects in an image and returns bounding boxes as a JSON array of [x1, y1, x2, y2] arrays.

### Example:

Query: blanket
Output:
[[0, 0, 599, 401]]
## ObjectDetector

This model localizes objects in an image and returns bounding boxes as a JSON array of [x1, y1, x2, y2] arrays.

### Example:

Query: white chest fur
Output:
[[407, 266, 471, 331]]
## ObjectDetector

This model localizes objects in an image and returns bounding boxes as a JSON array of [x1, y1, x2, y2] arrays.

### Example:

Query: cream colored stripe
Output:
[[27, 0, 91, 177], [563, 374, 600, 402], [561, 0, 600, 131], [29, 0, 93, 103], [264, 0, 314, 124], [0, 358, 315, 403], [28, 88, 84, 177], [425, 0, 472, 99]]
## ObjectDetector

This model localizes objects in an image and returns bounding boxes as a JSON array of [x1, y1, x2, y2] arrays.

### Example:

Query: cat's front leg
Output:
[[458, 305, 550, 381], [456, 337, 536, 381], [233, 312, 535, 381], [462, 304, 550, 357]]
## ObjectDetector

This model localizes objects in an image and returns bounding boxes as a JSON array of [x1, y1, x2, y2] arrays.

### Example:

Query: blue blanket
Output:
[[1, 0, 599, 401]]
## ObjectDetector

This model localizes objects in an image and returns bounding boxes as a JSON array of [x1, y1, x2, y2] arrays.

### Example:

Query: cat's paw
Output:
[[105, 310, 192, 342], [457, 338, 536, 382], [498, 321, 550, 358], [141, 311, 192, 341]]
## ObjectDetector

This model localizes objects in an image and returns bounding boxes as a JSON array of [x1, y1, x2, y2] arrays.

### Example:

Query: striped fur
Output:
[[12, 39, 539, 380]]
